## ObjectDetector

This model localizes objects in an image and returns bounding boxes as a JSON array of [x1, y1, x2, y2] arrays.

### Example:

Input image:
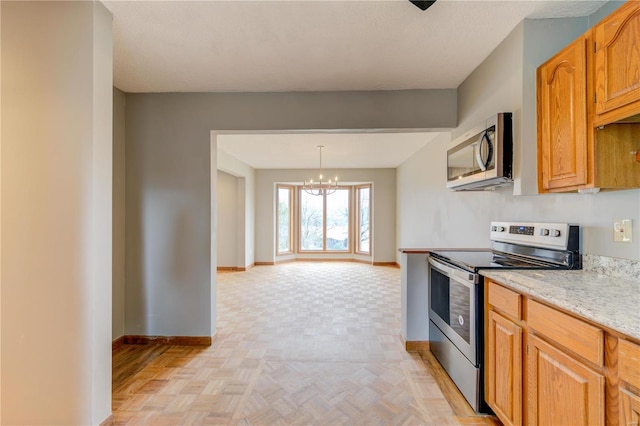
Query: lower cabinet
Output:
[[620, 388, 640, 426], [485, 279, 620, 426], [527, 334, 605, 425], [486, 310, 522, 426], [618, 338, 640, 426]]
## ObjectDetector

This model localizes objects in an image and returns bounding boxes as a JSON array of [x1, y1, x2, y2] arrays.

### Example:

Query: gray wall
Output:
[[217, 148, 256, 268], [125, 90, 455, 337], [397, 8, 640, 262], [217, 170, 239, 268], [254, 168, 396, 263], [113, 87, 126, 340]]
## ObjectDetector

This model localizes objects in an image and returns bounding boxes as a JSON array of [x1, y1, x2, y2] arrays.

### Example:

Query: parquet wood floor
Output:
[[113, 262, 498, 425]]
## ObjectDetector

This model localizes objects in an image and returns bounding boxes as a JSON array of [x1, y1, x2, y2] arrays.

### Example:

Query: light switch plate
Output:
[[614, 219, 633, 243]]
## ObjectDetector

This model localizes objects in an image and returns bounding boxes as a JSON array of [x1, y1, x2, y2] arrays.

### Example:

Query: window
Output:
[[299, 190, 324, 250], [326, 189, 350, 251], [276, 185, 293, 254], [299, 188, 350, 252], [276, 184, 372, 256], [356, 185, 371, 254]]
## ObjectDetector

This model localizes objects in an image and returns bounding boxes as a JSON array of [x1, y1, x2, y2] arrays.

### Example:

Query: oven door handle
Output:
[[428, 256, 478, 286]]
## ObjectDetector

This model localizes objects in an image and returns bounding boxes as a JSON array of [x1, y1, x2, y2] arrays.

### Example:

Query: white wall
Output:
[[397, 12, 640, 262], [1, 2, 112, 423], [255, 168, 396, 263], [217, 170, 239, 267], [113, 88, 126, 341]]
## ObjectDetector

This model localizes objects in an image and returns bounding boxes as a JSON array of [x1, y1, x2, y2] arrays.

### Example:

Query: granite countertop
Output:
[[480, 269, 640, 342]]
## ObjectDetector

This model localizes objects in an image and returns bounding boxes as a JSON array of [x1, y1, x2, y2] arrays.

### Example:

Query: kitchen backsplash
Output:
[[583, 254, 640, 282]]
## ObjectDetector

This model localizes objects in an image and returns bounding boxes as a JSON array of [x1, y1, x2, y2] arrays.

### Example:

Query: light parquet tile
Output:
[[113, 262, 494, 425]]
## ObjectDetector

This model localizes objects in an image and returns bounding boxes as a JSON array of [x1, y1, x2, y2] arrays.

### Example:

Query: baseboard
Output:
[[255, 259, 397, 266], [217, 263, 255, 271], [294, 258, 360, 263], [112, 336, 125, 352], [123, 335, 212, 346], [373, 261, 400, 268], [405, 340, 430, 354], [99, 414, 115, 426], [217, 266, 237, 271]]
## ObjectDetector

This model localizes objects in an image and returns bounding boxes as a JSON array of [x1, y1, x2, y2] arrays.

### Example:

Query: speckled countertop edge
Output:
[[480, 269, 640, 341], [583, 254, 640, 281]]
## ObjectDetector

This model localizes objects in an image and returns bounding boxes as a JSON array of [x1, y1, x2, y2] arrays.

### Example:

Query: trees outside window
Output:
[[299, 190, 324, 250], [277, 184, 371, 256], [299, 188, 350, 252], [276, 185, 293, 254], [356, 185, 371, 254], [325, 189, 350, 251]]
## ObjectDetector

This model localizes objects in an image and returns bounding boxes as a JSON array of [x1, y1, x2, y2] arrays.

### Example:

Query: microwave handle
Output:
[[475, 131, 493, 171]]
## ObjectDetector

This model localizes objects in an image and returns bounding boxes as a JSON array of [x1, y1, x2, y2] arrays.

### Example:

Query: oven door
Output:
[[428, 256, 478, 365]]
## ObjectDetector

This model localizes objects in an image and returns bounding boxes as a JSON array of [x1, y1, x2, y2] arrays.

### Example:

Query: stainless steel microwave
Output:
[[446, 112, 513, 191]]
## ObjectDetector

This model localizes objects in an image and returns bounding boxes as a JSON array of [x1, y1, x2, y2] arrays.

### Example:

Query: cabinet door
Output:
[[620, 388, 640, 426], [486, 310, 522, 426], [527, 334, 604, 426], [595, 1, 640, 117], [619, 338, 640, 426], [537, 36, 589, 191]]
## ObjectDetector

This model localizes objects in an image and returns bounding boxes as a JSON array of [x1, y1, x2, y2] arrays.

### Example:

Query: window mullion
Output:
[[322, 192, 327, 251]]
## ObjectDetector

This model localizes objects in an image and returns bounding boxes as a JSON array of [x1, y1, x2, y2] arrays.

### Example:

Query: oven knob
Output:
[[540, 228, 550, 236], [491, 226, 497, 231], [552, 229, 561, 237], [497, 226, 505, 232]]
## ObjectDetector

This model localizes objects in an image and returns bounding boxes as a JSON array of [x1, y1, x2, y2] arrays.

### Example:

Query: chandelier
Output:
[[303, 145, 338, 196]]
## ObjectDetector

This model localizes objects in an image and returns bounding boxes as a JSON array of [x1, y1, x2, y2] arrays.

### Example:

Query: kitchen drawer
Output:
[[619, 338, 640, 389], [527, 300, 604, 367], [488, 281, 521, 320]]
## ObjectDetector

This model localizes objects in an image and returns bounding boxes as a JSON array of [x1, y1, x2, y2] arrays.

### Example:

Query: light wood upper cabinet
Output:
[[594, 1, 640, 123], [527, 334, 605, 426], [537, 36, 589, 191], [537, 1, 640, 193]]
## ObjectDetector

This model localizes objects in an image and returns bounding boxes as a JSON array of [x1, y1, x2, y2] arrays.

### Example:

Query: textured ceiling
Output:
[[105, 0, 607, 169], [105, 0, 607, 93]]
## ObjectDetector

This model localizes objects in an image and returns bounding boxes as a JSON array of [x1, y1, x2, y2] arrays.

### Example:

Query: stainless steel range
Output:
[[427, 221, 581, 413]]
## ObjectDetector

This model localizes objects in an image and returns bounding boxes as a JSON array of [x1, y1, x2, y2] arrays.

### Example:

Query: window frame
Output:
[[355, 184, 372, 255], [297, 186, 352, 253], [276, 184, 294, 256]]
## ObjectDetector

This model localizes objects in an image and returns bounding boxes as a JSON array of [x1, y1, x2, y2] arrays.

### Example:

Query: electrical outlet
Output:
[[613, 219, 633, 243]]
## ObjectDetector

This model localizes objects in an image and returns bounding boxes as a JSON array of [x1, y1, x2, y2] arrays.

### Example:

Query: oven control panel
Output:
[[490, 221, 572, 250]]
